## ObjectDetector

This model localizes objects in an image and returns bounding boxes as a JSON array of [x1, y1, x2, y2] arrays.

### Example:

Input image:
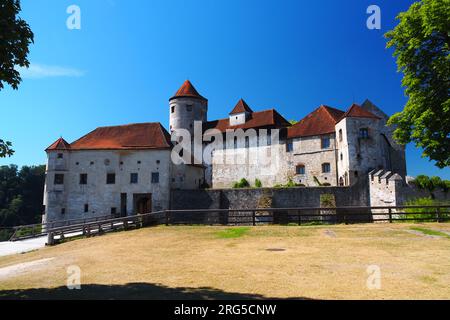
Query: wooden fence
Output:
[[2, 205, 449, 245]]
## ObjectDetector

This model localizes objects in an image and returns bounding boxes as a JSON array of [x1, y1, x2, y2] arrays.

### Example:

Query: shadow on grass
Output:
[[0, 282, 312, 300]]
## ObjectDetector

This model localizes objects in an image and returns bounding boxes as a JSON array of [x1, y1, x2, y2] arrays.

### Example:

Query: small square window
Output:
[[322, 163, 331, 173], [321, 136, 330, 149], [54, 174, 64, 185], [187, 105, 193, 112], [106, 173, 116, 184], [84, 204, 89, 213], [151, 172, 159, 184], [61, 208, 66, 215], [57, 153, 63, 159], [359, 128, 369, 139], [79, 173, 87, 185], [90, 161, 94, 165], [137, 161, 141, 164], [130, 173, 138, 184], [286, 141, 293, 152], [111, 207, 117, 215], [296, 165, 305, 175]]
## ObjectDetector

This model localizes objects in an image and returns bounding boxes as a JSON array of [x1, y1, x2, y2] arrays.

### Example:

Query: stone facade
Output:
[[43, 80, 414, 225]]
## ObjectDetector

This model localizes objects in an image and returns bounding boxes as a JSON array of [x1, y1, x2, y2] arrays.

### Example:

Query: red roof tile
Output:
[[46, 137, 71, 151], [67, 123, 171, 150], [340, 103, 380, 120], [229, 99, 253, 114], [205, 109, 290, 133], [169, 80, 207, 101], [288, 105, 344, 138]]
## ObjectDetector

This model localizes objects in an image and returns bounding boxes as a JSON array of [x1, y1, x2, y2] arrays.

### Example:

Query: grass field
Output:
[[0, 223, 449, 300]]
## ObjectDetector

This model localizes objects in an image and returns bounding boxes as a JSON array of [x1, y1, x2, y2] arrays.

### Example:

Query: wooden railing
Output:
[[8, 214, 115, 241]]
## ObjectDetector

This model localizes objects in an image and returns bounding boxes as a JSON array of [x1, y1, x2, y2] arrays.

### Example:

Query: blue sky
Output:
[[1, 0, 448, 179]]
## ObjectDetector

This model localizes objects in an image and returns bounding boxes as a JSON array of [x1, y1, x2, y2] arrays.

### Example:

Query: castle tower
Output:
[[169, 80, 208, 135]]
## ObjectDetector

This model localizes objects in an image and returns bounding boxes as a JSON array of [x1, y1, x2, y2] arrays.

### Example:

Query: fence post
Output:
[[436, 207, 441, 223], [47, 232, 55, 246], [252, 210, 256, 226], [298, 210, 301, 226], [388, 208, 392, 223], [165, 210, 170, 226]]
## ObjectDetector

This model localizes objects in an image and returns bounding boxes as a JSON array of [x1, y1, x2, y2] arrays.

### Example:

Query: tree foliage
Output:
[[385, 0, 450, 168], [0, 164, 45, 228], [0, 0, 34, 90]]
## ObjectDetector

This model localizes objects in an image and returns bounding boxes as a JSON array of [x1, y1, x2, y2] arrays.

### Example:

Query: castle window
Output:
[[61, 208, 66, 215], [107, 173, 116, 184], [359, 128, 369, 139], [54, 174, 64, 185], [90, 161, 94, 165], [84, 204, 89, 213], [340, 153, 343, 161], [171, 106, 175, 113], [111, 207, 117, 215], [79, 173, 87, 185], [296, 164, 305, 175], [286, 141, 293, 152], [187, 105, 193, 112], [130, 173, 138, 184], [57, 153, 63, 159], [321, 136, 330, 149], [137, 160, 141, 164], [245, 136, 250, 148], [322, 163, 331, 173], [151, 172, 159, 184], [339, 129, 343, 142]]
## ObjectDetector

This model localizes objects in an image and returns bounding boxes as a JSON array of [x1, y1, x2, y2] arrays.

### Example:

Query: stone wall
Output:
[[171, 178, 369, 210], [369, 170, 450, 207]]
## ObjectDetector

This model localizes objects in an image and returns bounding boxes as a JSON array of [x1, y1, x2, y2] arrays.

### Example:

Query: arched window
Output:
[[296, 164, 305, 175], [339, 129, 343, 142], [339, 177, 344, 186], [322, 163, 331, 173]]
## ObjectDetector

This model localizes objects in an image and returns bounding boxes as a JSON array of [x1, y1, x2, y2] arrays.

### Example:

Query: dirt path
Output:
[[0, 258, 55, 281]]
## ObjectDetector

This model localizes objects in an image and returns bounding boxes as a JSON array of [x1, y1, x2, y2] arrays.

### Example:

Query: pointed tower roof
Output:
[[229, 99, 253, 115], [169, 80, 207, 101], [340, 103, 380, 120], [46, 137, 71, 151]]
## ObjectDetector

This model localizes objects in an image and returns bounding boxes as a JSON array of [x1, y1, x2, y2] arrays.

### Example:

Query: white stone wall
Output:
[[289, 134, 337, 186], [211, 134, 338, 188], [43, 149, 172, 223], [229, 112, 247, 126]]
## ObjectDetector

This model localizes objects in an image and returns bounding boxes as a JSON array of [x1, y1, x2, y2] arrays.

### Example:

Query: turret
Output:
[[169, 80, 208, 135]]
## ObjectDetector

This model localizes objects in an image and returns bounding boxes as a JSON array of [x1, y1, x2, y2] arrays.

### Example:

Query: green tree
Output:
[[0, 0, 34, 157], [385, 0, 449, 168], [0, 0, 34, 90]]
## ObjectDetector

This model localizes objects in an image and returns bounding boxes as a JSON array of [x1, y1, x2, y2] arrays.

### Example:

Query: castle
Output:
[[42, 80, 408, 223]]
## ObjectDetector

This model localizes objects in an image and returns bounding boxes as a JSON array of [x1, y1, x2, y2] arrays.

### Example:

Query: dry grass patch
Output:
[[0, 223, 449, 299]]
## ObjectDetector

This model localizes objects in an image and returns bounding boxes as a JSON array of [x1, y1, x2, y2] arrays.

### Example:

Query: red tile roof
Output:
[[60, 123, 172, 151], [288, 105, 345, 138], [205, 109, 290, 133], [46, 137, 71, 151], [339, 103, 380, 120], [340, 103, 380, 120], [229, 99, 253, 114], [169, 80, 207, 101]]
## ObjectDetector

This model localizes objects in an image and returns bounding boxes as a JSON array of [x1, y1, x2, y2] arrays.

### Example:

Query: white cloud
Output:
[[16, 63, 85, 79]]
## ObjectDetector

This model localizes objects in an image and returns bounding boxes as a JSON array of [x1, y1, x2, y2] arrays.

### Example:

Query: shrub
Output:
[[398, 197, 450, 222], [232, 178, 250, 188], [254, 179, 262, 188]]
